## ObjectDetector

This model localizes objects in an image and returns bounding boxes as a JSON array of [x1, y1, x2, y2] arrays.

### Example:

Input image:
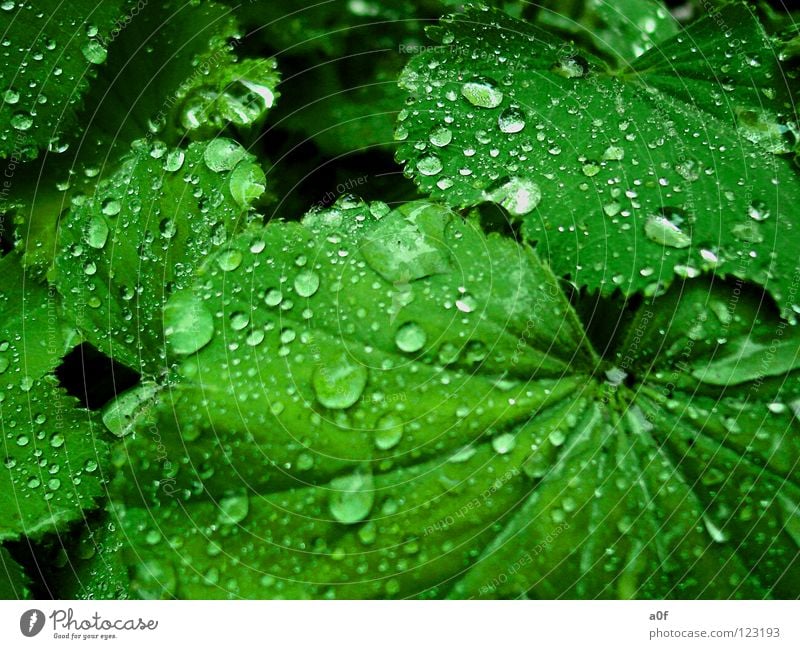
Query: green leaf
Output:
[[0, 0, 130, 159], [0, 253, 107, 542], [396, 3, 800, 317], [110, 201, 799, 598], [0, 546, 31, 598], [110, 199, 596, 597], [50, 510, 131, 599], [53, 138, 266, 374], [537, 0, 679, 66], [6, 0, 278, 274]]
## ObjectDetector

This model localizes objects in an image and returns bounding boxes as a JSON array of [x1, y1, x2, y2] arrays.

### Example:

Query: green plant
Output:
[[1, 0, 798, 599]]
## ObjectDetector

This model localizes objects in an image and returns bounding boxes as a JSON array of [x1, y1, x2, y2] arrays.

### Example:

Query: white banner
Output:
[[0, 600, 797, 648]]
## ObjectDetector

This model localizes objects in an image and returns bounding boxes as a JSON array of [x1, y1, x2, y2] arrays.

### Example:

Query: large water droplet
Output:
[[163, 291, 215, 355], [461, 77, 504, 108], [395, 322, 426, 353], [416, 155, 443, 176], [85, 217, 109, 249], [294, 270, 320, 297], [329, 470, 375, 524], [82, 40, 107, 64], [747, 200, 770, 221], [486, 177, 541, 216], [703, 515, 729, 543], [361, 203, 451, 283], [204, 138, 247, 172], [644, 213, 691, 248], [492, 433, 516, 454], [552, 55, 589, 78], [217, 249, 243, 271], [497, 107, 526, 134], [374, 413, 404, 450], [731, 221, 764, 243], [102, 382, 159, 437], [312, 355, 368, 409], [429, 125, 452, 147], [10, 112, 32, 131], [218, 493, 250, 525], [229, 161, 266, 208], [163, 149, 185, 172]]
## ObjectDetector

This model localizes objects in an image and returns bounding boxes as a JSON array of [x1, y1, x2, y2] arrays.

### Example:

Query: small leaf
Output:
[[0, 0, 129, 159], [0, 253, 107, 542], [53, 138, 265, 374]]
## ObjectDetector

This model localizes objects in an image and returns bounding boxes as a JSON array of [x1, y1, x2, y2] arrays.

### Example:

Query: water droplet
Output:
[[674, 159, 700, 181], [429, 125, 452, 147], [10, 112, 32, 131], [294, 270, 320, 298], [361, 203, 451, 283], [582, 161, 601, 177], [703, 515, 729, 543], [416, 155, 443, 176], [312, 355, 368, 409], [101, 198, 121, 216], [329, 471, 375, 524], [455, 293, 477, 313], [395, 322, 426, 353], [492, 433, 516, 454], [263, 290, 282, 308], [217, 249, 243, 271], [731, 221, 764, 243], [159, 217, 177, 239], [246, 329, 265, 346], [204, 138, 247, 172], [497, 107, 526, 133], [102, 382, 159, 437], [485, 177, 541, 216], [602, 145, 624, 161], [3, 88, 19, 104], [747, 200, 770, 221], [85, 217, 109, 249], [229, 311, 250, 331], [218, 493, 249, 524], [82, 40, 107, 64], [229, 161, 266, 208], [461, 77, 504, 108], [163, 149, 185, 172], [552, 55, 589, 78], [644, 213, 691, 248], [449, 445, 476, 463], [374, 413, 404, 450], [163, 291, 215, 355]]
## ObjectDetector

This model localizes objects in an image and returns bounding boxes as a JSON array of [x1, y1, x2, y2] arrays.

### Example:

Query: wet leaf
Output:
[[110, 201, 799, 598], [0, 253, 107, 542], [53, 138, 265, 374], [397, 4, 800, 318]]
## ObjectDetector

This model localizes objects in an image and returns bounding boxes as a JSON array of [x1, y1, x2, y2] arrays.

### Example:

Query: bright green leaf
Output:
[[538, 0, 679, 65], [53, 138, 265, 374], [396, 3, 800, 317], [0, 0, 130, 159], [0, 253, 107, 542], [109, 201, 799, 598]]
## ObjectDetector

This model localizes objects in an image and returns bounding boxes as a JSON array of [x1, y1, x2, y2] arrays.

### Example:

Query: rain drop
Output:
[[461, 77, 504, 108]]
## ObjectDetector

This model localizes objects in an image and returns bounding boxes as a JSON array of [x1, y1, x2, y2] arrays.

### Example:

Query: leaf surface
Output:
[[396, 4, 800, 316]]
